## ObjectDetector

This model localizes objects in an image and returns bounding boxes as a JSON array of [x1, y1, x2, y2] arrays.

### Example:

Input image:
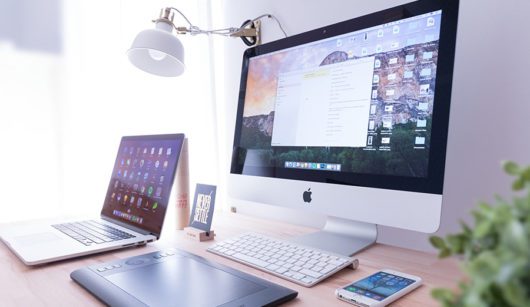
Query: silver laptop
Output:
[[0, 134, 185, 265]]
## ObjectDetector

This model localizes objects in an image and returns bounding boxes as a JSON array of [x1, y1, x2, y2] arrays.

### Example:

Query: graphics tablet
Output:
[[71, 248, 298, 306]]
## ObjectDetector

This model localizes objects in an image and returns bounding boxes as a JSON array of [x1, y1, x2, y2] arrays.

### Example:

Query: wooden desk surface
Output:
[[0, 213, 460, 306]]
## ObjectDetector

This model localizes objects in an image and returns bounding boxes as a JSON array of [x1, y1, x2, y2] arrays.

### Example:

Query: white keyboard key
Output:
[[300, 268, 323, 279], [293, 273, 306, 280], [329, 259, 347, 266], [233, 253, 269, 267], [295, 261, 305, 266], [312, 266, 324, 272], [321, 266, 336, 274], [301, 276, 316, 284], [275, 267, 288, 274]]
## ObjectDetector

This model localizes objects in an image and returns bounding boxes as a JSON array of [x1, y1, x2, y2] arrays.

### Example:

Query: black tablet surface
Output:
[[71, 248, 297, 306]]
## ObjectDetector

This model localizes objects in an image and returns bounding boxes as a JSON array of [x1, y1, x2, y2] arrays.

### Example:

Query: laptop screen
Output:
[[100, 134, 184, 235]]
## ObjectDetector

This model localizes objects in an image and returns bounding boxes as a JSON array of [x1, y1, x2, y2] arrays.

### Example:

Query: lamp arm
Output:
[[162, 7, 287, 39]]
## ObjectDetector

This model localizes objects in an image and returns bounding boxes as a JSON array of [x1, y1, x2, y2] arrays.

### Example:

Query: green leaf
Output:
[[503, 161, 520, 175], [447, 234, 464, 254], [467, 251, 499, 281], [460, 221, 473, 235], [432, 288, 455, 304], [501, 280, 528, 307], [474, 220, 492, 238], [439, 248, 452, 258], [430, 236, 447, 250], [512, 177, 525, 191], [522, 167, 530, 182], [502, 220, 528, 254]]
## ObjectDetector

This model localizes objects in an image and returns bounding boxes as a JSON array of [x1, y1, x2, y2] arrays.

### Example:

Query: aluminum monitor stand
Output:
[[289, 216, 377, 257]]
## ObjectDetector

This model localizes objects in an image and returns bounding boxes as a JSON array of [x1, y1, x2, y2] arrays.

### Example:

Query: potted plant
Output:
[[430, 161, 530, 307]]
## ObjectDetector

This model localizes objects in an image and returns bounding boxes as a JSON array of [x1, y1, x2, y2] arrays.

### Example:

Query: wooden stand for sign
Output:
[[184, 226, 215, 242]]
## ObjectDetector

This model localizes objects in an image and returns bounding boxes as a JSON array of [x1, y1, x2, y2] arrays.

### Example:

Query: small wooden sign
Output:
[[189, 184, 216, 232], [184, 226, 215, 242], [185, 184, 217, 242]]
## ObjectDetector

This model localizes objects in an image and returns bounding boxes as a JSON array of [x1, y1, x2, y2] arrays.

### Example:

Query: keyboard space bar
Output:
[[233, 253, 269, 267]]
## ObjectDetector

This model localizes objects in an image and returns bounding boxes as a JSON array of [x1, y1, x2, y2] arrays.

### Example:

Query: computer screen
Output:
[[228, 0, 458, 241], [101, 134, 184, 235], [232, 2, 456, 194]]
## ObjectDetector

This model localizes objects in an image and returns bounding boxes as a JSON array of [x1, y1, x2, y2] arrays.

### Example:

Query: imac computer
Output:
[[228, 0, 459, 256]]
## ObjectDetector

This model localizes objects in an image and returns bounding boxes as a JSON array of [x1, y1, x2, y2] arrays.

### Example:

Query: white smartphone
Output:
[[335, 269, 422, 307]]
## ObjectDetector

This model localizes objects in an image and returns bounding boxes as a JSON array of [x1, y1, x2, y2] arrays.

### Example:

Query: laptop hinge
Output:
[[100, 215, 158, 238]]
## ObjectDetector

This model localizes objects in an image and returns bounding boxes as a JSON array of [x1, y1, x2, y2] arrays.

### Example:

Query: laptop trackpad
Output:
[[105, 256, 266, 306], [14, 232, 63, 246]]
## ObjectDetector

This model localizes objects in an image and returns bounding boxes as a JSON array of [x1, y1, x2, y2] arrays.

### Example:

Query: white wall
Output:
[[1, 0, 219, 222], [0, 1, 63, 222], [58, 0, 219, 218], [218, 0, 530, 251]]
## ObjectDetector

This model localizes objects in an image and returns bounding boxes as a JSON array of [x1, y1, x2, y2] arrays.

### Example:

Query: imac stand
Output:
[[289, 216, 377, 257]]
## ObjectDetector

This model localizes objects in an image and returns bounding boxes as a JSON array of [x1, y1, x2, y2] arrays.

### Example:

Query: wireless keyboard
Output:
[[207, 232, 358, 287]]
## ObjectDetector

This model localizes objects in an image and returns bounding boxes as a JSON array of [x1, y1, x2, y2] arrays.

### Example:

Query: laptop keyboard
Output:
[[52, 220, 136, 246]]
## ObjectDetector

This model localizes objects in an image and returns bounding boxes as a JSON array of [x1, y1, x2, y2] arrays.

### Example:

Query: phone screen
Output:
[[343, 271, 415, 301]]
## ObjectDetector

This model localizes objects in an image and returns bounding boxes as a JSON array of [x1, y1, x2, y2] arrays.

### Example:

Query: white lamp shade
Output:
[[128, 26, 185, 77]]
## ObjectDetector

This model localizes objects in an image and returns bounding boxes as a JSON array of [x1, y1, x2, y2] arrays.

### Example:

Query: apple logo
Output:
[[302, 188, 312, 203]]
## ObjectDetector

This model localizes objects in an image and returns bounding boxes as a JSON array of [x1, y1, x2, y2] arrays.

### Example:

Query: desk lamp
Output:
[[128, 7, 286, 77]]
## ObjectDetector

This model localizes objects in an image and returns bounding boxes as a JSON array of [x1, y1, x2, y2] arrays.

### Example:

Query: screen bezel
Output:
[[230, 0, 459, 194], [100, 134, 185, 237]]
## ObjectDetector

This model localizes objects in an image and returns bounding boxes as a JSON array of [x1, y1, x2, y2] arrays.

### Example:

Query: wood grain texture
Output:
[[0, 213, 461, 306]]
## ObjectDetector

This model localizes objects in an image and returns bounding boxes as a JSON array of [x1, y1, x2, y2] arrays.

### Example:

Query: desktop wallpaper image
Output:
[[237, 13, 441, 178]]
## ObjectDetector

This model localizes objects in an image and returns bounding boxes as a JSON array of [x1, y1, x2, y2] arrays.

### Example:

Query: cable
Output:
[[166, 8, 288, 40], [251, 14, 288, 38], [169, 7, 194, 27]]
